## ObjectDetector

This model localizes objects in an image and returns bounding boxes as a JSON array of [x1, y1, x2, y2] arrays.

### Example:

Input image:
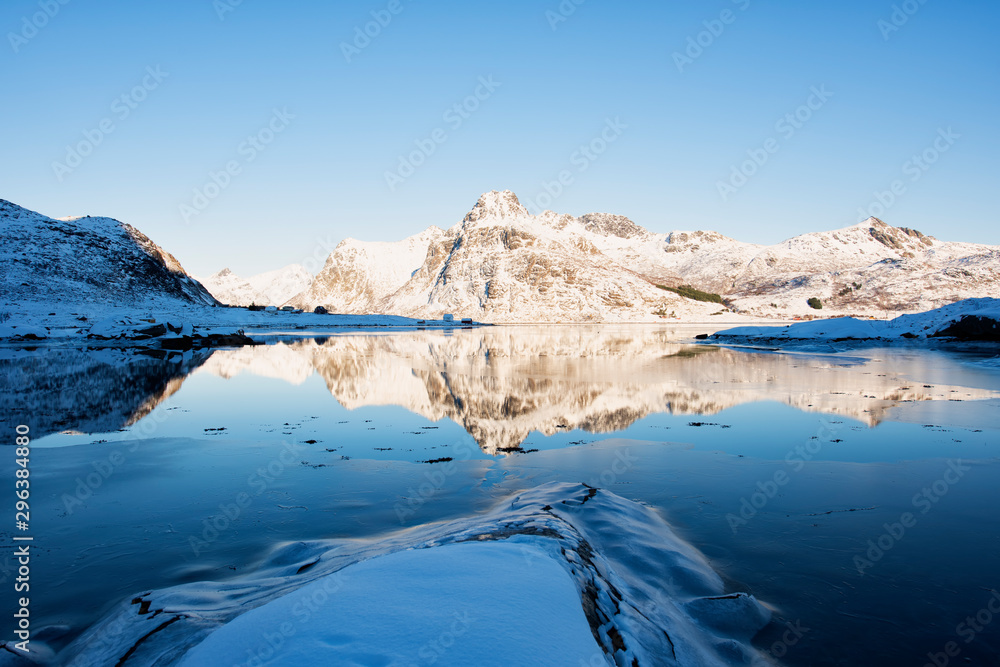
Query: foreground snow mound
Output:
[[711, 298, 1000, 342], [59, 483, 771, 666], [0, 323, 47, 340], [180, 542, 602, 666]]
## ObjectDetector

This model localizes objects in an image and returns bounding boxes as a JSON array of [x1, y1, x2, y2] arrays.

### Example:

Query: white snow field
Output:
[[710, 297, 1000, 342], [60, 483, 771, 666]]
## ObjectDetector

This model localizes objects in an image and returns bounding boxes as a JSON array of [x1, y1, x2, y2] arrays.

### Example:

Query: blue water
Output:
[[5, 326, 1000, 665]]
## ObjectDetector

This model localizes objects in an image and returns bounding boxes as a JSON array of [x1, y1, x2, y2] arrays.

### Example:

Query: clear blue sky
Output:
[[2, 0, 997, 277]]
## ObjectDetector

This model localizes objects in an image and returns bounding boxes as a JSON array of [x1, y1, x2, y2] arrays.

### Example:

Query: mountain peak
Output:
[[463, 190, 529, 223], [833, 217, 936, 248], [579, 213, 647, 239]]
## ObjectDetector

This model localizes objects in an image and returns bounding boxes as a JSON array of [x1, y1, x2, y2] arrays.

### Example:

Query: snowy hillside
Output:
[[1, 199, 217, 310], [0, 199, 429, 340], [712, 297, 1000, 343], [290, 190, 1000, 322], [197, 264, 312, 307]]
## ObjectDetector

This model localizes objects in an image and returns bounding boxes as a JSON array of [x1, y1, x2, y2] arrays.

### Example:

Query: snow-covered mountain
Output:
[[289, 190, 1000, 322], [194, 268, 264, 307], [6, 193, 996, 325], [290, 229, 444, 313], [290, 191, 726, 322], [1, 199, 217, 309], [246, 264, 312, 304], [197, 264, 312, 307]]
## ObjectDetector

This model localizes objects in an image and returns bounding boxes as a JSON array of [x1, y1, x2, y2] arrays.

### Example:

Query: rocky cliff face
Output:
[[292, 191, 720, 322], [289, 191, 1000, 321]]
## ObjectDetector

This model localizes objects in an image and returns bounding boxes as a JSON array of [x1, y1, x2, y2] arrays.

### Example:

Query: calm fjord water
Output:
[[5, 325, 1000, 665]]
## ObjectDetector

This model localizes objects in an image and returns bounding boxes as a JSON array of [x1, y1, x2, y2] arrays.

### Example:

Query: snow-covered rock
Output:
[[291, 191, 728, 323], [288, 190, 1000, 322], [58, 483, 772, 666], [0, 323, 47, 340], [711, 297, 1000, 342], [179, 542, 603, 666], [87, 317, 195, 341]]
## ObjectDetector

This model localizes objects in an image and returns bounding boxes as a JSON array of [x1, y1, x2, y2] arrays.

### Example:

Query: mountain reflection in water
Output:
[[6, 327, 998, 455]]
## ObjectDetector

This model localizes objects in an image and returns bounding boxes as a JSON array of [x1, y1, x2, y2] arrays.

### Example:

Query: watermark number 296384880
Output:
[[12, 424, 33, 654]]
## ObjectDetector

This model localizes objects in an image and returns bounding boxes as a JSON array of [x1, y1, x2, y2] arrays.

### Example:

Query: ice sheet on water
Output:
[[59, 483, 771, 666]]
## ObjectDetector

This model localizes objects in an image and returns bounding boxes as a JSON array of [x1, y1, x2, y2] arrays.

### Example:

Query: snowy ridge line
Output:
[[6, 191, 999, 325], [288, 189, 1000, 322], [194, 264, 313, 308], [55, 483, 771, 666]]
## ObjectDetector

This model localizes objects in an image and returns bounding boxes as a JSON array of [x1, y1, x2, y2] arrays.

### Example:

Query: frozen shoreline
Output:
[[704, 297, 1000, 345], [0, 300, 490, 348]]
